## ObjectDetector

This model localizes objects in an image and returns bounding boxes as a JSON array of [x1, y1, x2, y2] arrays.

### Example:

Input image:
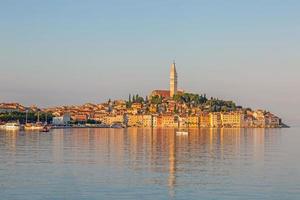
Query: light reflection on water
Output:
[[0, 128, 299, 200]]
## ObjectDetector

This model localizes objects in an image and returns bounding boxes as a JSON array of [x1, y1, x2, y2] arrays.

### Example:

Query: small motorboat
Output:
[[41, 126, 51, 132], [176, 131, 189, 136]]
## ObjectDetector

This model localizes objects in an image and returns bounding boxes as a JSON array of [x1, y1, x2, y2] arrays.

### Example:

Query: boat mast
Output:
[[37, 111, 40, 123], [25, 110, 28, 124], [45, 112, 48, 125]]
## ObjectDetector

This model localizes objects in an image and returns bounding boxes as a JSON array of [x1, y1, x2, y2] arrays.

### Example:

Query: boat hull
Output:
[[24, 126, 43, 131], [1, 123, 20, 131], [176, 131, 189, 136]]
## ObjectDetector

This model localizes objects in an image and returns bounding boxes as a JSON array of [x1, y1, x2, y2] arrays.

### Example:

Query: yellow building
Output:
[[126, 108, 138, 115], [141, 115, 157, 127], [187, 116, 199, 128], [199, 113, 210, 128], [127, 115, 142, 127], [209, 113, 221, 128], [149, 104, 157, 113], [159, 115, 178, 128], [131, 103, 142, 110], [114, 103, 126, 110], [102, 115, 124, 125], [124, 114, 158, 127], [178, 116, 188, 128], [221, 112, 244, 128]]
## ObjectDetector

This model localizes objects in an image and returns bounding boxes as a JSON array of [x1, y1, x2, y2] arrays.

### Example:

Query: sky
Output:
[[0, 0, 299, 125]]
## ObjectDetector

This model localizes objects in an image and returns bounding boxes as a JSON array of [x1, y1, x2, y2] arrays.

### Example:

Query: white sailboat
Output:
[[24, 111, 44, 131]]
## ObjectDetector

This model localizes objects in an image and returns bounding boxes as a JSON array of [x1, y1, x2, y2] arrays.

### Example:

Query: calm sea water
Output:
[[0, 128, 300, 200]]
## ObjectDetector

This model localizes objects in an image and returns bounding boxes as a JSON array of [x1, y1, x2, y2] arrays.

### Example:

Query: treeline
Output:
[[126, 94, 148, 108], [204, 98, 237, 112], [125, 92, 238, 113], [0, 112, 53, 123], [173, 93, 208, 105]]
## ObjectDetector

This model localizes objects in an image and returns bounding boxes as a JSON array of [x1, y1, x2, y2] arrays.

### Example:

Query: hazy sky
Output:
[[0, 0, 299, 125]]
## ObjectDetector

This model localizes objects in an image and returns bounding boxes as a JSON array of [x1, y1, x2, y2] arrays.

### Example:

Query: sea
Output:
[[0, 128, 300, 200]]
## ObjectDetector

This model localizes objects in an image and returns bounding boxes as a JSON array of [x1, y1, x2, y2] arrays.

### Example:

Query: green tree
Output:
[[174, 104, 179, 114], [128, 94, 132, 103], [87, 119, 97, 124], [151, 95, 162, 104], [173, 94, 182, 102]]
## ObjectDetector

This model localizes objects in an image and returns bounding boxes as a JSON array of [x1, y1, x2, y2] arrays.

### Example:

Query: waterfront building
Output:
[[91, 113, 107, 122], [52, 113, 71, 126], [127, 114, 141, 127], [209, 113, 222, 128], [71, 114, 88, 122], [253, 110, 266, 127], [156, 116, 163, 127], [187, 116, 200, 128], [151, 115, 158, 127], [177, 115, 187, 128], [125, 114, 157, 127], [141, 115, 157, 127], [221, 112, 244, 128], [158, 115, 178, 128], [265, 113, 281, 128], [244, 116, 255, 127], [102, 115, 124, 126], [199, 113, 210, 128]]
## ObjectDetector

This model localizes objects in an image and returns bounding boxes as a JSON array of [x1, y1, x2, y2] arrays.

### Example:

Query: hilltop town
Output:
[[0, 62, 284, 128]]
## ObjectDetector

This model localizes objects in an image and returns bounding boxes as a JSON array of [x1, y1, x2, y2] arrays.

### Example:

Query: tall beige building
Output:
[[170, 61, 178, 97]]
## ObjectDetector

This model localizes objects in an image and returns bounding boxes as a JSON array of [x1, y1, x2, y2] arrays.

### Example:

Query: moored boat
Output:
[[24, 122, 44, 131], [2, 122, 20, 131], [0, 123, 5, 130], [41, 125, 51, 132], [111, 123, 124, 129], [176, 131, 189, 136]]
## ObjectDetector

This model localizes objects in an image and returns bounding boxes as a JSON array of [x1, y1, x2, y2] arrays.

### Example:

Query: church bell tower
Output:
[[170, 61, 178, 98]]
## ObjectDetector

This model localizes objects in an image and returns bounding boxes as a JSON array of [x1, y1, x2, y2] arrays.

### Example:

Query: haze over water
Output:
[[1, 128, 300, 200]]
